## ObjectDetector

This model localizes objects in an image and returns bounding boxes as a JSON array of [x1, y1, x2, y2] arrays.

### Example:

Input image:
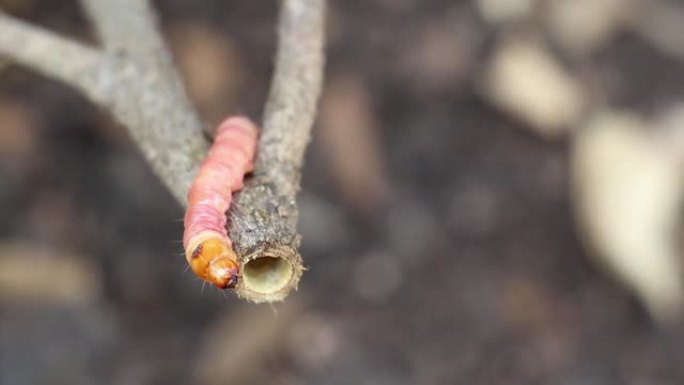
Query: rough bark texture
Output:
[[80, 0, 210, 203], [0, 12, 109, 104], [0, 0, 326, 302], [231, 0, 325, 302], [0, 5, 209, 204]]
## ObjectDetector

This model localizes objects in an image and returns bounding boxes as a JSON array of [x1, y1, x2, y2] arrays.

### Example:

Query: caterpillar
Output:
[[183, 116, 258, 289]]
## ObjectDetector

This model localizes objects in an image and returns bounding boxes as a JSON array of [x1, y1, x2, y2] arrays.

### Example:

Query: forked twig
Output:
[[0, 0, 326, 302]]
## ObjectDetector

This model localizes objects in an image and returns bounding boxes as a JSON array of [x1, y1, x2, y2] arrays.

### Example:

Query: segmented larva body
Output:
[[183, 116, 258, 289]]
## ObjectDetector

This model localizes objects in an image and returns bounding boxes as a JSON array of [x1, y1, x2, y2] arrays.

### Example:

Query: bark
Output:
[[0, 0, 326, 302]]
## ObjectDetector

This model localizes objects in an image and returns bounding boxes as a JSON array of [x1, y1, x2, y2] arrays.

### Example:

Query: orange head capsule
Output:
[[206, 257, 239, 289], [188, 237, 239, 289]]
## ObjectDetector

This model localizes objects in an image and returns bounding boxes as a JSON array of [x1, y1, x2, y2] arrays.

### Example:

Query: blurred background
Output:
[[2, 0, 684, 384]]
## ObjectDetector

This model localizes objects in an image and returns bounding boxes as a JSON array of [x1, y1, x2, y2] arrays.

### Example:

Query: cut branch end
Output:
[[235, 245, 304, 303]]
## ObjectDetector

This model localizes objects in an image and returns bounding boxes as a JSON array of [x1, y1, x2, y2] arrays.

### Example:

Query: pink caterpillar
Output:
[[183, 116, 258, 289]]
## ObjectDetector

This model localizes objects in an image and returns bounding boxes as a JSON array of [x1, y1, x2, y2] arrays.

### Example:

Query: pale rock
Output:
[[0, 243, 101, 305], [572, 111, 684, 322], [547, 0, 631, 55], [484, 39, 584, 138], [476, 0, 536, 24]]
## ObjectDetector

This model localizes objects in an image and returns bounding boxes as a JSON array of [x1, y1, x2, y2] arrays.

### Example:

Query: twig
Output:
[[0, 0, 325, 302], [80, 0, 169, 55], [0, 6, 208, 204], [257, 0, 326, 194], [0, 12, 109, 105], [79, 0, 209, 204], [230, 0, 325, 302]]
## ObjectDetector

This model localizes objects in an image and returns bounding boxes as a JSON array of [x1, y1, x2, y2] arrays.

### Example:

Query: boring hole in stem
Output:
[[242, 256, 294, 294]]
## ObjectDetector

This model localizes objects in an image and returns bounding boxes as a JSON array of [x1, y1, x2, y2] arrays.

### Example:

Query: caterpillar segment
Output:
[[182, 116, 259, 289]]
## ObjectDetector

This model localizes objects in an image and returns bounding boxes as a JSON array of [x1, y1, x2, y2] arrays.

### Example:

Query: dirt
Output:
[[1, 0, 683, 384]]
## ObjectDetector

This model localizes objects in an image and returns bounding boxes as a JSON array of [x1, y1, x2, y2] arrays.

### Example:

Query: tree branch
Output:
[[258, 0, 326, 194], [0, 6, 209, 204], [80, 0, 169, 55], [231, 0, 325, 302], [0, 12, 110, 105], [79, 0, 209, 204], [0, 0, 326, 303]]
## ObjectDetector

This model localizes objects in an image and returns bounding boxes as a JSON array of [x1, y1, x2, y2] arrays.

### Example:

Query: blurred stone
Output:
[[0, 97, 37, 156], [0, 97, 44, 211], [572, 111, 684, 322], [169, 22, 243, 127], [191, 300, 303, 385], [476, 0, 536, 24], [483, 38, 585, 138], [319, 74, 392, 214], [0, 243, 102, 305], [653, 102, 684, 160], [547, 0, 631, 55]]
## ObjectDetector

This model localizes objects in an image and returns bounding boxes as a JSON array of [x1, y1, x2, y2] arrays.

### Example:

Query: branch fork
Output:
[[0, 0, 325, 302]]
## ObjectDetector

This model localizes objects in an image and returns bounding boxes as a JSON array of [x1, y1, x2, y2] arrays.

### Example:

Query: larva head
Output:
[[188, 237, 240, 289], [207, 257, 239, 289]]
